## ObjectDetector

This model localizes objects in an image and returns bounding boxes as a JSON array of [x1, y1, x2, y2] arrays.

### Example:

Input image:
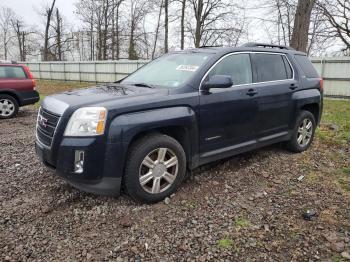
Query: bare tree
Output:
[[55, 9, 63, 61], [180, 0, 186, 49], [290, 0, 315, 52], [11, 18, 30, 61], [43, 0, 56, 61], [188, 0, 242, 47], [111, 0, 124, 59], [0, 7, 16, 60], [75, 0, 98, 60], [152, 0, 164, 59], [318, 0, 350, 53], [128, 0, 150, 59], [164, 0, 169, 53]]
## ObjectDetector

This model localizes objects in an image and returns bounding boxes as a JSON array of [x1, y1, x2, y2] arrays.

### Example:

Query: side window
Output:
[[253, 54, 290, 82], [294, 54, 319, 78], [208, 54, 252, 85], [0, 66, 27, 79]]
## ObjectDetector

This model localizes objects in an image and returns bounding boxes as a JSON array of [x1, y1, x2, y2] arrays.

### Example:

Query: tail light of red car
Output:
[[23, 66, 37, 90]]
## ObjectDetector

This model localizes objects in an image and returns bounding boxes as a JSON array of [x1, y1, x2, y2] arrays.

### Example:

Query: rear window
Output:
[[0, 66, 27, 79], [253, 53, 291, 82], [294, 55, 319, 78]]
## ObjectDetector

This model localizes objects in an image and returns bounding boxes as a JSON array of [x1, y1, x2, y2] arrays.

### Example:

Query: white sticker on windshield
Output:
[[176, 65, 199, 72]]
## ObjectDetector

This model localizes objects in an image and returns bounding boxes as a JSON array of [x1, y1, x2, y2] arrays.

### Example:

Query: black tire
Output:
[[0, 94, 19, 119], [287, 110, 316, 153], [124, 134, 187, 203]]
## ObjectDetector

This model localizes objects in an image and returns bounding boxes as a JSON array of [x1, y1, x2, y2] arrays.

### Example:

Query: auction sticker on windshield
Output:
[[176, 65, 199, 72]]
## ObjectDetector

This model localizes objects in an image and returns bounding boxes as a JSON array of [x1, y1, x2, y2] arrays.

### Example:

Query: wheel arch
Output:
[[300, 103, 320, 124], [0, 90, 21, 105], [108, 106, 199, 171]]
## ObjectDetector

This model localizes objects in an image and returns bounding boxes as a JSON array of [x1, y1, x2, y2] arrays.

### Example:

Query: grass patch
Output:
[[332, 255, 346, 262], [318, 99, 350, 144], [36, 80, 91, 96], [34, 80, 92, 108], [234, 217, 251, 228], [338, 167, 350, 192], [217, 238, 234, 249]]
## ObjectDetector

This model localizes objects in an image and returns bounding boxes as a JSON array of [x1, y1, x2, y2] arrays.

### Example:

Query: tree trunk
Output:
[[164, 0, 169, 53], [116, 4, 120, 59], [56, 9, 62, 61], [90, 17, 94, 61], [152, 0, 163, 59], [180, 0, 186, 50], [43, 0, 56, 61], [194, 0, 203, 47], [102, 0, 109, 60], [21, 32, 26, 61], [111, 0, 116, 60], [290, 0, 315, 52]]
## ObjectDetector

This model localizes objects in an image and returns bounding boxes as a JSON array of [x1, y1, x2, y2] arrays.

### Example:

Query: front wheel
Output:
[[124, 134, 187, 203], [287, 110, 316, 153], [0, 95, 19, 119]]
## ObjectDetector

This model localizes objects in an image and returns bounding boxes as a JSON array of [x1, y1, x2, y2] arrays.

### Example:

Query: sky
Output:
[[3, 0, 79, 27]]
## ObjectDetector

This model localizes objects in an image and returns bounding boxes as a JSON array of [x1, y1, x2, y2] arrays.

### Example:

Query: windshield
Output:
[[121, 52, 212, 88]]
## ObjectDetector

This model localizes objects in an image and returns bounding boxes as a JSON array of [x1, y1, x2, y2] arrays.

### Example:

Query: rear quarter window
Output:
[[294, 55, 319, 78], [0, 66, 27, 79]]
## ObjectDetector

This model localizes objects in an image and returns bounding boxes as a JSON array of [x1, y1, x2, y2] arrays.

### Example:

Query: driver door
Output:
[[199, 53, 260, 159]]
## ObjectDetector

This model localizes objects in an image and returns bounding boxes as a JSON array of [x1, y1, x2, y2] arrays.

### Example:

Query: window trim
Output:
[[199, 51, 295, 91]]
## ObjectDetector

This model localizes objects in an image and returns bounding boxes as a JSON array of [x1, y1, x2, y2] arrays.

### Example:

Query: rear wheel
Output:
[[124, 134, 186, 203], [287, 110, 316, 153], [0, 95, 19, 119]]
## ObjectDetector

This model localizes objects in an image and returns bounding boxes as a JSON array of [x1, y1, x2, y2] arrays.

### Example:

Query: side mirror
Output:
[[202, 75, 233, 91]]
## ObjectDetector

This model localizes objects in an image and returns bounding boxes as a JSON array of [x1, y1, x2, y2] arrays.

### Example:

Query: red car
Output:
[[0, 61, 39, 119]]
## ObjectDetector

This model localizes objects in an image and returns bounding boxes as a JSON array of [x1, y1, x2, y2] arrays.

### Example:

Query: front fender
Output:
[[106, 106, 199, 173]]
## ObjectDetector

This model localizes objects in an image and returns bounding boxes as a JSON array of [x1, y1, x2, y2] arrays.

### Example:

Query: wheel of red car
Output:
[[124, 134, 187, 203], [0, 95, 19, 119]]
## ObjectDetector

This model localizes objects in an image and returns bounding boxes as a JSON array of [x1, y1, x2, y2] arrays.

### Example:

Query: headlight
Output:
[[64, 107, 108, 137]]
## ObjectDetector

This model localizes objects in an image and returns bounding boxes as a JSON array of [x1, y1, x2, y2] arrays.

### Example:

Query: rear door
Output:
[[0, 65, 33, 92], [251, 53, 297, 138]]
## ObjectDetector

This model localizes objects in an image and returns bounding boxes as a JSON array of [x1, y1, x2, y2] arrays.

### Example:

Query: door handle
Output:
[[246, 89, 258, 96], [289, 84, 298, 90]]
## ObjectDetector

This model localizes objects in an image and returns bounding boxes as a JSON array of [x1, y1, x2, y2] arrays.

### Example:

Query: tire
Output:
[[287, 110, 316, 153], [124, 134, 187, 203], [0, 95, 19, 119]]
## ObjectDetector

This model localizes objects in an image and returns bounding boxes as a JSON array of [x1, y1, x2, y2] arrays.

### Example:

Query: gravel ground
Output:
[[1, 106, 350, 262]]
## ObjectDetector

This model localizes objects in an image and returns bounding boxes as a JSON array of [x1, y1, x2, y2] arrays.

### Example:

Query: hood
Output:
[[41, 83, 168, 115]]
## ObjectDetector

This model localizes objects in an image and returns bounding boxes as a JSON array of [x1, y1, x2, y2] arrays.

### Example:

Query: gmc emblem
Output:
[[38, 115, 48, 127]]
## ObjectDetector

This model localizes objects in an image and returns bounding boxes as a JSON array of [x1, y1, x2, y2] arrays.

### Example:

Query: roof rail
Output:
[[199, 45, 223, 48], [242, 42, 295, 51]]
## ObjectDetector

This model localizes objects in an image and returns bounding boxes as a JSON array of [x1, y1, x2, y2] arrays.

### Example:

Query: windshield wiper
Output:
[[132, 83, 155, 89]]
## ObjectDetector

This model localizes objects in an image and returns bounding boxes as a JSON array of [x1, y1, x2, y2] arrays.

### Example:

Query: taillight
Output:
[[320, 78, 324, 91], [23, 65, 36, 89]]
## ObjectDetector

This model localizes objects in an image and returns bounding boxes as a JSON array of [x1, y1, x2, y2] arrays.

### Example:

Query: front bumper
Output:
[[35, 137, 124, 197]]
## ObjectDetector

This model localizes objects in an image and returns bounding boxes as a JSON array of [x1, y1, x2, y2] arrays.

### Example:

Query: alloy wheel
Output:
[[139, 147, 179, 194], [0, 99, 15, 117], [297, 118, 313, 147]]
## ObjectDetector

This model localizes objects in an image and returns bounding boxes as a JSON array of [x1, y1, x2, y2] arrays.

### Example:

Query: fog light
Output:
[[74, 150, 85, 174]]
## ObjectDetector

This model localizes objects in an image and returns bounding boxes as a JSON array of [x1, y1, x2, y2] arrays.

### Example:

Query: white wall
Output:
[[24, 58, 350, 97]]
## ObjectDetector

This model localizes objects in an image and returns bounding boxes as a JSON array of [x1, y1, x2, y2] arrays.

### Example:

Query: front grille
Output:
[[36, 108, 61, 147]]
